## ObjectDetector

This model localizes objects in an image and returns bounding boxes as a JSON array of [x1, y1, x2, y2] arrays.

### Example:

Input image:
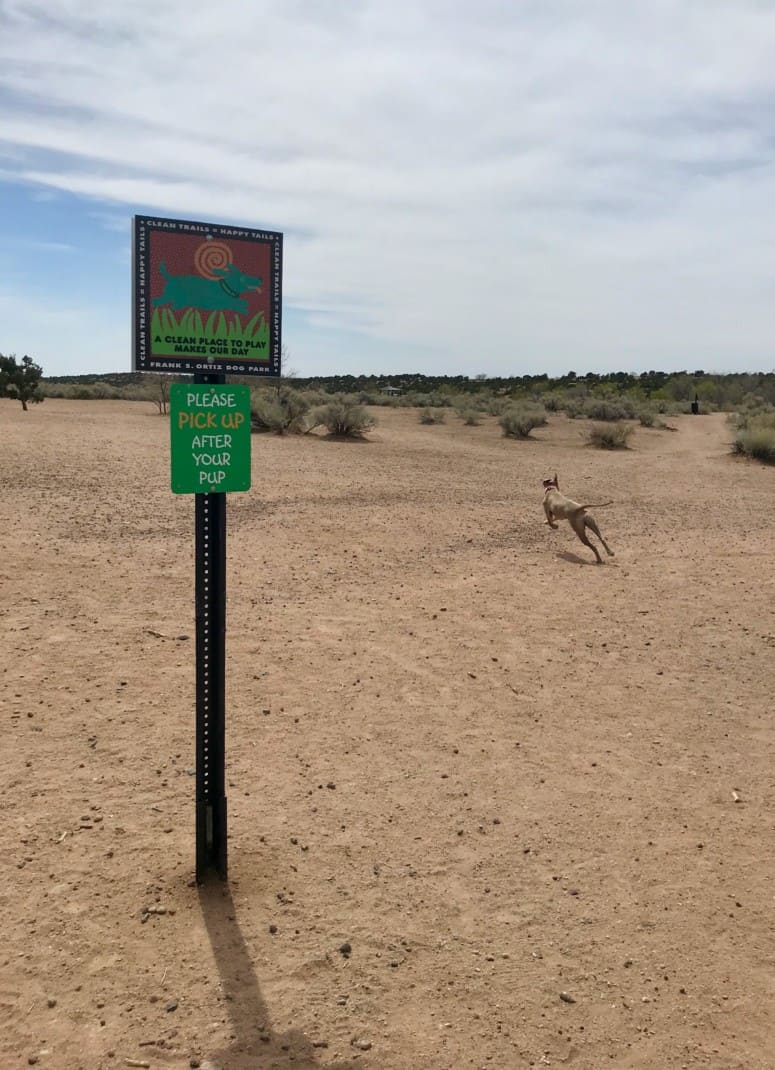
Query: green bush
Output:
[[499, 406, 548, 439], [460, 409, 482, 425], [311, 399, 376, 437], [586, 422, 633, 449]]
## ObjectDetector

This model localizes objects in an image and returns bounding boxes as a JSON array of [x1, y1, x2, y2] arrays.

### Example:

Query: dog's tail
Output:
[[579, 500, 613, 510], [159, 261, 170, 279]]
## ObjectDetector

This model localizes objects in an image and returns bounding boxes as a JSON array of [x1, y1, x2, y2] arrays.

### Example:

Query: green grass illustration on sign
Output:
[[151, 307, 270, 360]]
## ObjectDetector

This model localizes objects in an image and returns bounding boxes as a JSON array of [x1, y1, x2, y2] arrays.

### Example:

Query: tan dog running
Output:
[[542, 474, 614, 564]]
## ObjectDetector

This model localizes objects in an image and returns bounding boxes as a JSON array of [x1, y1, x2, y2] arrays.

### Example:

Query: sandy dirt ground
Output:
[[1, 399, 774, 1070]]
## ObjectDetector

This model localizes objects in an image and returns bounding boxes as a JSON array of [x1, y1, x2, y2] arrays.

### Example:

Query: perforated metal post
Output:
[[195, 372, 227, 881]]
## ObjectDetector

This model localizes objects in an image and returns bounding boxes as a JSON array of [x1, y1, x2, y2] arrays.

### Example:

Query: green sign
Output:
[[170, 384, 251, 494]]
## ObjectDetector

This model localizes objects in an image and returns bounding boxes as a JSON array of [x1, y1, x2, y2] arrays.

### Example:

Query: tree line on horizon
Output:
[[40, 367, 775, 410], [10, 353, 775, 462]]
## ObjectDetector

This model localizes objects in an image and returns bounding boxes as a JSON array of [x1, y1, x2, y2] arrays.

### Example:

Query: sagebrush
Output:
[[732, 413, 775, 464], [251, 388, 311, 434], [586, 423, 633, 449], [499, 406, 548, 439], [312, 398, 376, 437]]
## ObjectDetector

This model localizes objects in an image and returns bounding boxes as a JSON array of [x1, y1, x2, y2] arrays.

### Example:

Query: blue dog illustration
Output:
[[153, 262, 262, 313]]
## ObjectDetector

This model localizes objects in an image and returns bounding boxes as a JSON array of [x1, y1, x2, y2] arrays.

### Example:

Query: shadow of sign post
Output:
[[199, 883, 357, 1070]]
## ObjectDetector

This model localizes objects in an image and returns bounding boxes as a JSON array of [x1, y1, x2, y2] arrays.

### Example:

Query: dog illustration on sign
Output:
[[153, 240, 262, 314]]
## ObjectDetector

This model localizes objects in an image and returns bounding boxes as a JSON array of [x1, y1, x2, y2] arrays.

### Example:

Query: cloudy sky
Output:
[[1, 0, 774, 379]]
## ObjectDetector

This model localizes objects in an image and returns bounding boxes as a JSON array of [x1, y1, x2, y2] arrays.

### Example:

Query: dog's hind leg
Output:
[[584, 514, 614, 557], [570, 514, 603, 563]]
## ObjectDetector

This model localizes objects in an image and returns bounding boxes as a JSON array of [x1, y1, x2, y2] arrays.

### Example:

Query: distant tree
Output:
[[154, 374, 170, 415], [271, 344, 299, 399], [0, 353, 44, 411]]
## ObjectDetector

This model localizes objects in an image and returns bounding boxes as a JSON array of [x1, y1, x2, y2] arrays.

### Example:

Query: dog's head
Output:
[[542, 473, 559, 492]]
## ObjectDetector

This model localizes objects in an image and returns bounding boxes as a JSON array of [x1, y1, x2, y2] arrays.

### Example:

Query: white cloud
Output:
[[1, 0, 775, 374]]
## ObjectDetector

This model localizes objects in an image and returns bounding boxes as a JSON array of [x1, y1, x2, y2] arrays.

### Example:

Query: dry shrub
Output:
[[586, 422, 633, 449], [312, 399, 376, 437], [732, 418, 775, 464], [586, 399, 635, 421], [251, 388, 310, 434], [499, 406, 548, 439]]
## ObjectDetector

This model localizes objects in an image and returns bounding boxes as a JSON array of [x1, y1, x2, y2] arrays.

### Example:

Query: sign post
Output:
[[133, 214, 282, 883], [193, 373, 228, 880], [170, 379, 252, 881]]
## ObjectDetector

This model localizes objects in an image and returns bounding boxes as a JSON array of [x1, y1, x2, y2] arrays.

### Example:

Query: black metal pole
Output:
[[194, 371, 227, 881]]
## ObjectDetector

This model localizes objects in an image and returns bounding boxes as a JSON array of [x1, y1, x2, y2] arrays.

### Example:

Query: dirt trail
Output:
[[1, 401, 773, 1069]]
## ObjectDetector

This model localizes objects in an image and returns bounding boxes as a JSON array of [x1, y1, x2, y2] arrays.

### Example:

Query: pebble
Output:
[[47, 997, 57, 1008], [166, 999, 178, 1012], [559, 992, 576, 1004], [339, 942, 352, 958]]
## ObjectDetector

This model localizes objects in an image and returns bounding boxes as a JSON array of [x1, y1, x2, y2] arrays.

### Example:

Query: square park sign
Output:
[[133, 214, 282, 377], [170, 384, 251, 494]]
